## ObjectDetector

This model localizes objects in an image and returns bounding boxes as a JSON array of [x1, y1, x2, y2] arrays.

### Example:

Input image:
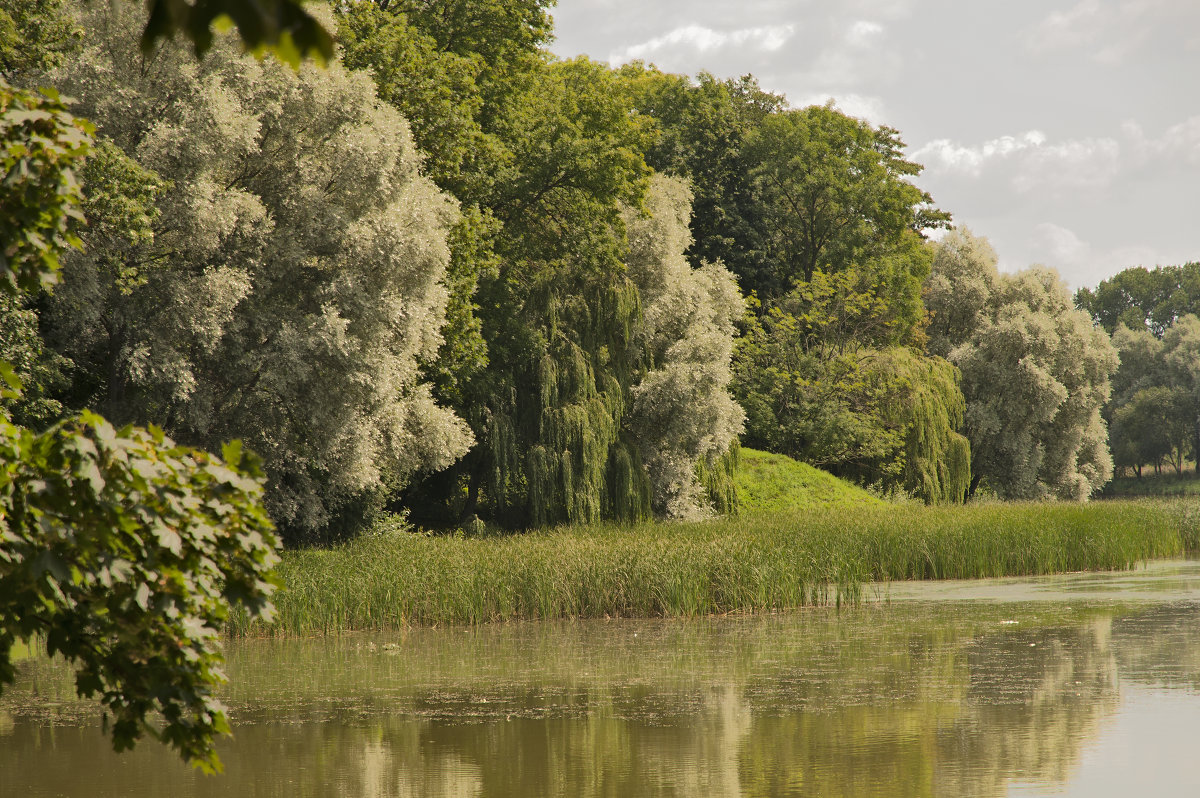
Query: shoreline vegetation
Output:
[[229, 499, 1200, 636]]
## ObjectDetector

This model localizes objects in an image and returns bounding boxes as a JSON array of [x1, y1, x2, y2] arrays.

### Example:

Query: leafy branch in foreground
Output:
[[139, 0, 333, 64], [0, 79, 280, 772], [0, 414, 279, 771]]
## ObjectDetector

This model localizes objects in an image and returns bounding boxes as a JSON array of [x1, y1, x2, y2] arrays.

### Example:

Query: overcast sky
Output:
[[549, 0, 1200, 289]]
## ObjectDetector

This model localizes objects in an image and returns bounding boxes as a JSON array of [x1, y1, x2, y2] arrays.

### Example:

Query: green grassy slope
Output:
[[734, 447, 880, 513]]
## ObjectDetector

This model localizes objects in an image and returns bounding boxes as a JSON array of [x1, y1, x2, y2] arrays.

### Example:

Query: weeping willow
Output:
[[697, 444, 740, 515], [876, 348, 972, 504], [483, 275, 653, 528]]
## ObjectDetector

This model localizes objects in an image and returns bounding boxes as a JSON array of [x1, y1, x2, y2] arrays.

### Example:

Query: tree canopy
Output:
[[928, 229, 1117, 499], [1075, 261, 1200, 338], [34, 1, 472, 542]]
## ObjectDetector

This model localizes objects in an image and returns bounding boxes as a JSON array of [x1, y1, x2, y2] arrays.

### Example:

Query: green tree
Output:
[[35, 1, 472, 542], [0, 80, 278, 773], [0, 0, 80, 80], [1109, 386, 1189, 476], [1161, 315, 1200, 471], [1104, 322, 1193, 477], [456, 56, 654, 528], [616, 66, 784, 298], [1075, 262, 1200, 338], [927, 230, 1117, 499], [733, 267, 970, 502], [742, 103, 950, 299]]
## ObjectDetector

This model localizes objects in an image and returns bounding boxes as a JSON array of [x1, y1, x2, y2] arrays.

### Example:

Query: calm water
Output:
[[5, 561, 1200, 797]]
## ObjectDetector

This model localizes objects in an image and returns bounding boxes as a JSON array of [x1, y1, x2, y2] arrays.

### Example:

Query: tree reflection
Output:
[[4, 604, 1198, 797]]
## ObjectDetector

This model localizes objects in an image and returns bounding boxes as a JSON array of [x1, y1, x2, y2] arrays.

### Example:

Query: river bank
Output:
[[228, 500, 1200, 635]]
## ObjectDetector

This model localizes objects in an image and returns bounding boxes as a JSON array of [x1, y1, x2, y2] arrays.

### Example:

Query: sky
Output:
[[548, 0, 1200, 289]]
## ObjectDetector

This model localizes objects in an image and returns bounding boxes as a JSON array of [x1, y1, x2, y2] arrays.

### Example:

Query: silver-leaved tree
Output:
[[926, 228, 1118, 500], [35, 1, 472, 542]]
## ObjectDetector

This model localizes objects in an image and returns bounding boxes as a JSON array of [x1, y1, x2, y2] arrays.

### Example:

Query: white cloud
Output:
[[1024, 0, 1193, 64], [1124, 116, 1200, 166], [794, 93, 887, 124], [1026, 0, 1106, 52], [914, 131, 1120, 193], [608, 23, 796, 64], [800, 19, 900, 88], [1013, 137, 1121, 192], [846, 20, 884, 47], [1032, 222, 1089, 266], [914, 131, 1046, 176]]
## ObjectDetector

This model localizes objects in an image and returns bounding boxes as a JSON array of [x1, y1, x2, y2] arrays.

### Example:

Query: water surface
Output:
[[5, 560, 1200, 796]]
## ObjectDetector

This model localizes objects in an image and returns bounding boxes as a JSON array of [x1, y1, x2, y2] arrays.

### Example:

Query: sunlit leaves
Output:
[[0, 81, 90, 296], [927, 230, 1118, 499], [39, 4, 472, 542], [624, 176, 744, 518]]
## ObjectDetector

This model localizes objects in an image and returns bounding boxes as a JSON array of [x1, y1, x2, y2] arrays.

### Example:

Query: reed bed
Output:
[[228, 499, 1200, 635]]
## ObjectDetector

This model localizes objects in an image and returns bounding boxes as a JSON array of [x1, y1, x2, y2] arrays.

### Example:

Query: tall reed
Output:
[[228, 499, 1198, 635]]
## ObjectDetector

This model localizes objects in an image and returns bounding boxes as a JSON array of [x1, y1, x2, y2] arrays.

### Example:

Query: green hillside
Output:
[[735, 448, 881, 513]]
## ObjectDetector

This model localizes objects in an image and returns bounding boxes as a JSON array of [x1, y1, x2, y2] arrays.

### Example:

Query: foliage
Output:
[[336, 1, 490, 196], [0, 291, 68, 429], [0, 416, 278, 771], [341, 8, 676, 529], [615, 66, 784, 298], [927, 230, 1118, 499], [733, 263, 969, 502], [0, 79, 89, 295], [1075, 261, 1200, 338], [1104, 324, 1189, 476], [0, 0, 80, 79], [395, 56, 658, 529], [0, 78, 279, 772], [1109, 386, 1190, 475], [138, 0, 332, 64], [734, 305, 909, 478], [1088, 267, 1200, 479], [1161, 315, 1200, 472], [623, 175, 744, 518], [742, 104, 950, 298], [925, 227, 999, 359], [36, 2, 471, 542]]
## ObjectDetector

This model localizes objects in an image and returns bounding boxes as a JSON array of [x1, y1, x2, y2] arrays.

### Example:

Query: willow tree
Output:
[[381, 55, 651, 529], [623, 175, 744, 518], [32, 1, 471, 542], [927, 229, 1117, 499], [732, 251, 970, 503]]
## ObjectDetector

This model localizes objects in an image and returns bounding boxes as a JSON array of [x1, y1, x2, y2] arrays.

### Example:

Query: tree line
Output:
[[0, 0, 1134, 547], [1076, 263, 1200, 477]]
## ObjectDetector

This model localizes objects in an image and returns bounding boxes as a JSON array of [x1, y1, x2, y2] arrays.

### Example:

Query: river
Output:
[[4, 560, 1200, 796]]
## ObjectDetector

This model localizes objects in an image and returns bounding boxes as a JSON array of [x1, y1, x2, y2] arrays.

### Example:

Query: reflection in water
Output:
[[4, 563, 1200, 797]]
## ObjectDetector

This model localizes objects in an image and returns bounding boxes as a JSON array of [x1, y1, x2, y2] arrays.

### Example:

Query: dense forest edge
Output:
[[2, 0, 1199, 770]]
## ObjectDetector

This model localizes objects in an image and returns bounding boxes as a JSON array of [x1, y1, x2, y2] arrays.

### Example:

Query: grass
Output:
[[734, 448, 881, 512], [228, 498, 1200, 636]]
